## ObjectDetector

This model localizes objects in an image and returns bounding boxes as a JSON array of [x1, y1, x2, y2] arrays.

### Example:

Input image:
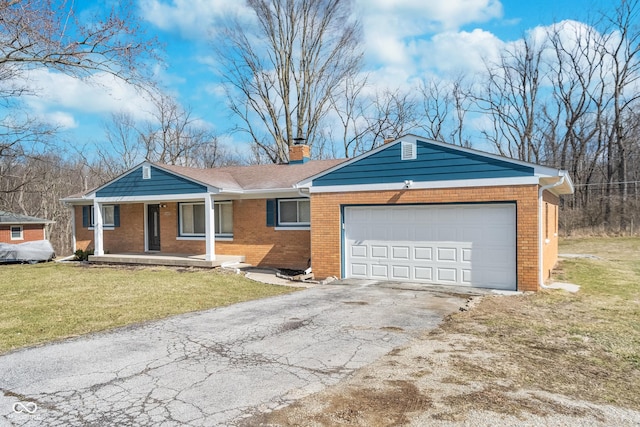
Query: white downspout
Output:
[[538, 174, 565, 289]]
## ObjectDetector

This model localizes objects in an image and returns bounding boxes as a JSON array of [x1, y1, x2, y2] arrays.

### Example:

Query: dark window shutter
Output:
[[82, 206, 89, 228], [114, 205, 120, 227], [266, 199, 276, 227]]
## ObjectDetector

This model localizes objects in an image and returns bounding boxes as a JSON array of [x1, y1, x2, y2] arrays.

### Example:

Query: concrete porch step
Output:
[[88, 253, 245, 268]]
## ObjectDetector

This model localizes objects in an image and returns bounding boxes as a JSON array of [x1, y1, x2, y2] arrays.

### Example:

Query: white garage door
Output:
[[344, 204, 516, 290]]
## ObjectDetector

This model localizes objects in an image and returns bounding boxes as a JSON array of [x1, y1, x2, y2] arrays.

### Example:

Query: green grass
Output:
[[0, 263, 297, 354], [442, 236, 640, 409]]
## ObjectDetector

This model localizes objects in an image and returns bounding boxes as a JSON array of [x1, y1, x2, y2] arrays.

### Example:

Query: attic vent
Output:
[[142, 165, 151, 180], [401, 141, 417, 160]]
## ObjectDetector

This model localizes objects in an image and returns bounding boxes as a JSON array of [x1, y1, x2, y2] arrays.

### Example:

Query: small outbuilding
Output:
[[0, 211, 54, 244]]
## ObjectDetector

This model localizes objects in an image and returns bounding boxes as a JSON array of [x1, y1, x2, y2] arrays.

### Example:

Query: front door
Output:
[[147, 204, 161, 251]]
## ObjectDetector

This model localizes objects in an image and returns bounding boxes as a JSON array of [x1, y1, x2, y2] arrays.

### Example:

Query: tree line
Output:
[[1, 0, 639, 256]]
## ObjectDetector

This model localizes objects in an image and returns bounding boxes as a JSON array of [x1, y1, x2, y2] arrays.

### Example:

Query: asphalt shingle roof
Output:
[[158, 159, 345, 191], [0, 211, 54, 224]]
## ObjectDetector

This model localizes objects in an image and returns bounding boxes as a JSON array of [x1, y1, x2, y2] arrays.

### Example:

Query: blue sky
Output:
[[22, 0, 613, 158]]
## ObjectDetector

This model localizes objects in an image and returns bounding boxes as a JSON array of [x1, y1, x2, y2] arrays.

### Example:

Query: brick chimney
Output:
[[289, 139, 310, 164]]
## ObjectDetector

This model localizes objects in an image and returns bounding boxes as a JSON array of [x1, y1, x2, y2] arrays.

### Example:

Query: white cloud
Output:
[[360, 0, 503, 30], [418, 29, 504, 74], [42, 111, 78, 129], [139, 0, 253, 39], [344, 0, 505, 95], [18, 69, 157, 128]]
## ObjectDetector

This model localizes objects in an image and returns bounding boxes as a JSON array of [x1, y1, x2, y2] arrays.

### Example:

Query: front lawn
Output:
[[0, 263, 297, 354], [440, 236, 640, 408]]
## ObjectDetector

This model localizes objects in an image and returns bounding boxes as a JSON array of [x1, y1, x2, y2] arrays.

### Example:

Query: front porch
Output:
[[88, 253, 246, 268]]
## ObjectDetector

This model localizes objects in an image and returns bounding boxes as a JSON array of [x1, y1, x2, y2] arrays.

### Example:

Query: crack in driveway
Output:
[[0, 282, 465, 426]]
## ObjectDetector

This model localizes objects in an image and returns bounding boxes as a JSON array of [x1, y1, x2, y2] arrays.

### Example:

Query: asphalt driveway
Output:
[[1, 280, 466, 426]]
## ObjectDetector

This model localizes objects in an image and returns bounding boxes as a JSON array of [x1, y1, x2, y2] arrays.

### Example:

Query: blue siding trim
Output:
[[96, 166, 207, 197], [314, 140, 534, 186]]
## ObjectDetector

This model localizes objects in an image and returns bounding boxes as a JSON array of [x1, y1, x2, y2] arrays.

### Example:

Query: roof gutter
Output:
[[295, 185, 310, 199], [538, 173, 566, 290]]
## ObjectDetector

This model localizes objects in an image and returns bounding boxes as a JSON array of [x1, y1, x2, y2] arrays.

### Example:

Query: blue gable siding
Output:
[[96, 166, 207, 197], [313, 140, 534, 186]]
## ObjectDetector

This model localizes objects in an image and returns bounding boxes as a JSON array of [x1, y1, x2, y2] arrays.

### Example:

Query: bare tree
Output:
[[0, 0, 154, 82], [138, 93, 204, 166], [600, 0, 640, 229], [0, 0, 156, 185], [327, 74, 371, 158], [475, 36, 546, 163], [215, 0, 363, 163], [417, 76, 472, 146], [89, 92, 234, 177], [363, 88, 420, 151]]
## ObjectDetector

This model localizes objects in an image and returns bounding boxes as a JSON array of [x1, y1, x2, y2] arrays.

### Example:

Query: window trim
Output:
[[178, 202, 206, 237], [277, 198, 310, 226], [86, 205, 118, 229], [214, 201, 234, 238], [10, 225, 23, 240], [178, 201, 234, 238]]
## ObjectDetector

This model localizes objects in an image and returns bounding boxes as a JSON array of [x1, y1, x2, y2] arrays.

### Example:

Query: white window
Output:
[[278, 199, 310, 225], [180, 203, 206, 236], [102, 205, 115, 227], [142, 165, 151, 179], [215, 202, 233, 236], [10, 225, 23, 240], [179, 202, 233, 237], [87, 205, 117, 228]]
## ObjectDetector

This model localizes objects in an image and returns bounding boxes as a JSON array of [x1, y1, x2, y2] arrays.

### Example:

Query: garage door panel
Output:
[[437, 268, 457, 283], [392, 246, 410, 259], [371, 245, 388, 258], [344, 204, 516, 290], [351, 245, 367, 258], [437, 247, 457, 262], [414, 266, 433, 280], [462, 269, 472, 284], [371, 264, 388, 278], [392, 265, 410, 280], [350, 263, 368, 277], [414, 247, 433, 260]]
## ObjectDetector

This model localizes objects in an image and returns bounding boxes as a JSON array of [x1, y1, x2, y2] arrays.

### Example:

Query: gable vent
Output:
[[142, 165, 151, 179], [401, 141, 417, 160]]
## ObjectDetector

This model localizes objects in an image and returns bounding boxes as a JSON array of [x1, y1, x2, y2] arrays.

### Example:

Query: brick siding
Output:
[[0, 224, 46, 243], [73, 183, 561, 291], [310, 185, 543, 292], [74, 200, 310, 270], [542, 190, 560, 283]]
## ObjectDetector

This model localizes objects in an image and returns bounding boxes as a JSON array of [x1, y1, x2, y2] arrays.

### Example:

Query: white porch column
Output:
[[204, 194, 216, 261], [93, 200, 104, 256], [70, 206, 77, 252]]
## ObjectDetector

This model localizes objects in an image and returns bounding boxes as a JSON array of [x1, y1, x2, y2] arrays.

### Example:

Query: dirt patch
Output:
[[247, 380, 431, 427], [438, 386, 601, 421]]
